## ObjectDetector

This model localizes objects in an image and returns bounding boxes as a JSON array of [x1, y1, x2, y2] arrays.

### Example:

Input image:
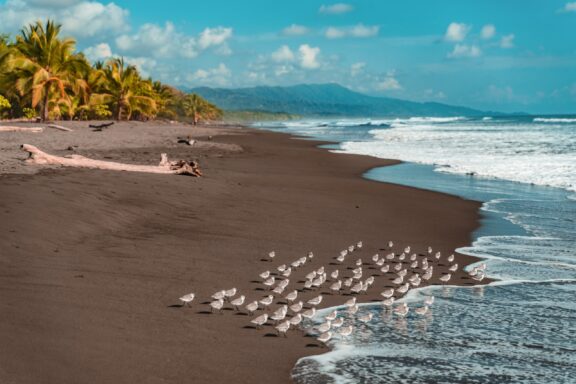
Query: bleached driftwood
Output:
[[0, 126, 44, 133], [21, 144, 203, 176], [47, 124, 73, 132]]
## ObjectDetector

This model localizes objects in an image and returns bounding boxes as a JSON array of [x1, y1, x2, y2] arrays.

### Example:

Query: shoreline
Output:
[[0, 121, 487, 384]]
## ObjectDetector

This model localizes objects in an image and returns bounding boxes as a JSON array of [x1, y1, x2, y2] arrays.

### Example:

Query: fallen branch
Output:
[[0, 126, 44, 133], [21, 144, 202, 176], [47, 124, 73, 132]]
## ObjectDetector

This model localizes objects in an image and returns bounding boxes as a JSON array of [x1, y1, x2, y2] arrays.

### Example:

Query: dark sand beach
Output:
[[0, 122, 485, 384]]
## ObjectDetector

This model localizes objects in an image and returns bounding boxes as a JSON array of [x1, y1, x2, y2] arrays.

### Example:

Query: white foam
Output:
[[534, 117, 576, 123]]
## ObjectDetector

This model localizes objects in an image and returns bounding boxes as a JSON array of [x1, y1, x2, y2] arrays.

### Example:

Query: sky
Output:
[[1, 0, 575, 113]]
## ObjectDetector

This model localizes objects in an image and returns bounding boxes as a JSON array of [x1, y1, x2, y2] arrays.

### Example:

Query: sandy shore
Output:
[[0, 121, 485, 384]]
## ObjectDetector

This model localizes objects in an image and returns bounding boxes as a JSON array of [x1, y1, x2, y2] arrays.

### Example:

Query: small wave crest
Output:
[[533, 117, 576, 123]]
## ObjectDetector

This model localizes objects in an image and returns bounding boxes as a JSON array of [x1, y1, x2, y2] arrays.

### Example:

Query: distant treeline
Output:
[[222, 110, 300, 122], [0, 20, 222, 123]]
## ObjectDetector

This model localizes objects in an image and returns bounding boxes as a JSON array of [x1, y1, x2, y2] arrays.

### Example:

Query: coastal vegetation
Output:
[[0, 20, 222, 123]]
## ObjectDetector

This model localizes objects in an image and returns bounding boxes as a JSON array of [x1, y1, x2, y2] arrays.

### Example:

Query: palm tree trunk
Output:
[[41, 89, 50, 122]]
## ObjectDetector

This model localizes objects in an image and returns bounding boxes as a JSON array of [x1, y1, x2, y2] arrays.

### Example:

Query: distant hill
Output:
[[187, 83, 492, 117]]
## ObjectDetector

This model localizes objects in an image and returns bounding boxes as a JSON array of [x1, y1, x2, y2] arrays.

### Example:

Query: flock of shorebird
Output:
[[178, 241, 487, 347]]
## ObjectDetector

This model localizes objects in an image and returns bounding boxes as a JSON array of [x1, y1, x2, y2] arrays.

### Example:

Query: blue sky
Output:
[[1, 0, 575, 113]]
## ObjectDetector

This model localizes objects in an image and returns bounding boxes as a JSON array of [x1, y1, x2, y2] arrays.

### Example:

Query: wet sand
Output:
[[0, 122, 484, 383]]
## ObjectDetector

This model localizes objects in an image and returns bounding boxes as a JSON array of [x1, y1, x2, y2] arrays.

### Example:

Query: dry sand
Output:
[[0, 121, 486, 383]]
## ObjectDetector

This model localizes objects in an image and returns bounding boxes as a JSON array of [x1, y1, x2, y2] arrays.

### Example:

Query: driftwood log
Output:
[[21, 144, 202, 176], [0, 126, 44, 133], [47, 124, 73, 132], [89, 122, 114, 131]]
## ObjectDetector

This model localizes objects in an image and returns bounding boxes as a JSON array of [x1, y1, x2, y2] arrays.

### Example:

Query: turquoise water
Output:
[[254, 117, 576, 384]]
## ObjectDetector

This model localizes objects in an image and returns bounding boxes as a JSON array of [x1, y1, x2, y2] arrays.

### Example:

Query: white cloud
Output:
[[564, 2, 576, 11], [274, 65, 294, 77], [298, 44, 321, 69], [272, 45, 295, 62], [186, 63, 231, 86], [444, 22, 470, 42], [350, 62, 366, 77], [0, 0, 129, 38], [198, 27, 233, 50], [83, 42, 112, 61], [124, 56, 157, 78], [376, 74, 402, 91], [319, 3, 353, 14], [325, 24, 379, 39], [448, 44, 482, 58], [481, 24, 496, 39], [282, 24, 309, 36], [116, 23, 232, 59], [500, 34, 515, 48]]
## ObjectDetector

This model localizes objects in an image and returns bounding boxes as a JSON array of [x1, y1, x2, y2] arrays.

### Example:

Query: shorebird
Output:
[[380, 265, 390, 273], [477, 263, 487, 271], [289, 313, 303, 328], [268, 251, 276, 261], [271, 306, 288, 322], [312, 276, 324, 288], [435, 251, 441, 260], [404, 246, 411, 254], [259, 295, 274, 308], [439, 273, 452, 283], [306, 271, 317, 281], [260, 270, 270, 279], [352, 270, 363, 280], [449, 263, 459, 272], [358, 312, 373, 323], [343, 278, 353, 287], [301, 307, 316, 319], [393, 303, 409, 317], [422, 269, 433, 281], [179, 293, 195, 307], [331, 317, 344, 328], [365, 276, 375, 286], [278, 279, 290, 289], [338, 325, 353, 337], [372, 254, 380, 263], [210, 299, 224, 313], [230, 295, 245, 310], [275, 320, 291, 336], [410, 261, 419, 269], [398, 269, 408, 277], [307, 295, 323, 306], [317, 331, 332, 346], [340, 249, 348, 257], [350, 282, 363, 294], [212, 290, 226, 300], [424, 296, 435, 306], [263, 276, 275, 289], [415, 305, 429, 316], [273, 285, 285, 295], [348, 245, 355, 253], [307, 251, 314, 260], [330, 270, 339, 280], [394, 263, 403, 272], [447, 254, 455, 263], [317, 320, 331, 333], [381, 297, 395, 307], [224, 288, 237, 299], [336, 254, 346, 263], [304, 280, 313, 290], [376, 258, 385, 267], [399, 253, 406, 261], [472, 271, 486, 281], [392, 276, 404, 285], [381, 288, 395, 299], [397, 283, 410, 294], [291, 260, 301, 269], [282, 268, 292, 277], [356, 258, 363, 267], [345, 297, 357, 307], [411, 253, 418, 261], [325, 310, 338, 321], [290, 301, 304, 313], [357, 241, 363, 249], [245, 300, 259, 314], [410, 276, 421, 287], [388, 241, 394, 248], [428, 246, 433, 254], [285, 290, 298, 303], [277, 264, 287, 273], [347, 304, 359, 315], [251, 313, 268, 329], [330, 280, 342, 293], [386, 253, 395, 261]]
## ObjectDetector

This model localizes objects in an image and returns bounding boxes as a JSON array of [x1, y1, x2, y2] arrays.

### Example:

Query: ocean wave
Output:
[[533, 117, 576, 123]]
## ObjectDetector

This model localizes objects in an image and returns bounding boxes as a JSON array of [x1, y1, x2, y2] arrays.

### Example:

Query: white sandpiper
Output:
[[179, 293, 195, 307]]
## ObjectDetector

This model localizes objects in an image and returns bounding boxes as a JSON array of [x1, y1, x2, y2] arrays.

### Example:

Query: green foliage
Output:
[[0, 19, 224, 122], [223, 110, 299, 122], [0, 94, 10, 109], [22, 107, 36, 119]]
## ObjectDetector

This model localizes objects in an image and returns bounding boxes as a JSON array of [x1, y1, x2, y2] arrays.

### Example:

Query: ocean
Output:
[[253, 116, 576, 383]]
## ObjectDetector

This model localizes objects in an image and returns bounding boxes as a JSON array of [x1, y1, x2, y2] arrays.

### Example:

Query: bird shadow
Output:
[[254, 288, 265, 291], [243, 325, 257, 329], [201, 301, 211, 304], [329, 262, 338, 266], [305, 343, 322, 348], [196, 311, 213, 315], [235, 312, 248, 316], [250, 280, 261, 284], [167, 304, 184, 308], [264, 333, 279, 338]]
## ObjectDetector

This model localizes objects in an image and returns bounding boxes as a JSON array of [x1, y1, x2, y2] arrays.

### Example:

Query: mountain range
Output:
[[188, 83, 494, 117]]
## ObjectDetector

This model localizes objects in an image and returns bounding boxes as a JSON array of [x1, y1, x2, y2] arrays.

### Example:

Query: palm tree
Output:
[[2, 20, 89, 121], [179, 93, 222, 125], [95, 57, 157, 120]]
